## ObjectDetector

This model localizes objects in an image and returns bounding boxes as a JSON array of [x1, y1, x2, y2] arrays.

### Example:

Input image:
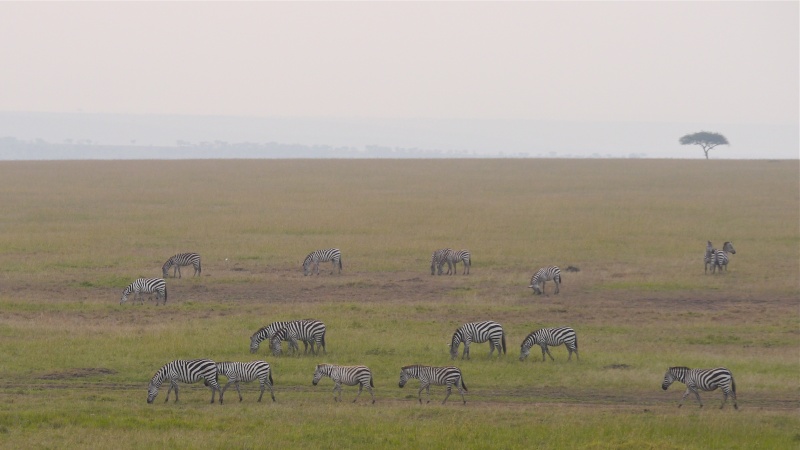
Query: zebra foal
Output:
[[216, 361, 275, 402], [120, 278, 167, 305], [398, 365, 467, 405], [147, 359, 220, 404], [529, 266, 562, 295], [162, 252, 201, 278], [662, 366, 738, 409], [519, 326, 579, 362], [303, 248, 342, 276], [312, 364, 375, 404], [450, 320, 506, 360]]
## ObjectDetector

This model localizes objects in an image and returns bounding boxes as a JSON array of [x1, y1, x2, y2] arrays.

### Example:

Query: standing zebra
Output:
[[710, 241, 736, 274], [270, 319, 327, 356], [398, 365, 468, 405], [529, 266, 562, 295], [430, 248, 452, 275], [303, 248, 342, 276], [250, 321, 307, 354], [312, 364, 375, 404], [147, 359, 220, 404], [445, 249, 472, 275], [450, 320, 506, 360], [216, 361, 275, 402], [120, 278, 167, 305], [162, 252, 201, 278], [662, 366, 738, 409], [519, 326, 579, 362], [704, 241, 714, 274]]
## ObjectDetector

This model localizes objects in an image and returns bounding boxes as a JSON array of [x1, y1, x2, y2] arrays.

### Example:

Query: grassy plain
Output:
[[0, 159, 798, 449]]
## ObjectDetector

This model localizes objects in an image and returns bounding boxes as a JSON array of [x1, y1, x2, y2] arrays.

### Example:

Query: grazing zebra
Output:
[[270, 319, 327, 356], [444, 249, 471, 275], [529, 266, 562, 295], [303, 248, 342, 276], [662, 366, 738, 409], [450, 320, 506, 360], [430, 248, 452, 275], [704, 241, 714, 274], [312, 364, 375, 404], [519, 326, 579, 362], [250, 321, 305, 354], [216, 361, 275, 402], [120, 278, 167, 305], [398, 365, 468, 405], [147, 359, 220, 404], [162, 252, 201, 278], [710, 242, 736, 274]]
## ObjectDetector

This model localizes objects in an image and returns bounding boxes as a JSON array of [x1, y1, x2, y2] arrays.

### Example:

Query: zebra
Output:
[[444, 249, 471, 275], [529, 266, 562, 295], [162, 252, 201, 278], [430, 248, 452, 275], [270, 319, 327, 356], [519, 326, 579, 362], [662, 366, 738, 409], [450, 320, 506, 360], [216, 361, 275, 402], [147, 359, 220, 404], [704, 241, 714, 274], [312, 364, 375, 404], [303, 248, 342, 276], [398, 365, 468, 405], [710, 241, 736, 274], [120, 278, 167, 305], [250, 321, 305, 354]]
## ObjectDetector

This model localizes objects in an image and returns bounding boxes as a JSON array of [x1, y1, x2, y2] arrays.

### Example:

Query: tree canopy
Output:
[[679, 131, 729, 159]]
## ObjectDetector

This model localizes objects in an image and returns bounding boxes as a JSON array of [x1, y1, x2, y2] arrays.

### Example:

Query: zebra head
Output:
[[449, 333, 462, 360], [398, 367, 411, 388], [161, 260, 172, 278], [250, 332, 264, 354], [519, 341, 533, 361], [723, 241, 736, 254], [312, 364, 330, 385], [146, 374, 163, 404], [269, 333, 284, 357], [662, 367, 686, 391], [119, 285, 132, 305]]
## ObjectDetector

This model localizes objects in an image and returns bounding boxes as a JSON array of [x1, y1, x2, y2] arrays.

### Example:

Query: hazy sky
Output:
[[0, 2, 797, 158]]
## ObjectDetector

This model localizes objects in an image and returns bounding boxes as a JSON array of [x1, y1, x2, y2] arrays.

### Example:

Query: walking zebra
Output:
[[529, 266, 562, 295], [662, 366, 738, 409], [270, 319, 327, 356], [519, 326, 579, 362], [398, 365, 468, 405], [120, 278, 167, 305], [704, 241, 714, 274], [430, 248, 452, 275], [147, 359, 220, 404], [710, 241, 736, 274], [250, 321, 306, 354], [303, 248, 342, 276], [162, 252, 201, 278], [216, 361, 275, 402], [445, 249, 471, 275], [312, 364, 375, 404], [450, 320, 506, 360]]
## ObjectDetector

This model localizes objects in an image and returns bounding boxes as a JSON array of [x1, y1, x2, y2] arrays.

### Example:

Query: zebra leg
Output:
[[540, 345, 548, 362], [268, 380, 276, 402], [235, 381, 243, 402], [442, 385, 452, 404], [463, 342, 470, 360], [544, 346, 555, 361], [353, 384, 363, 403], [554, 280, 560, 295], [367, 384, 375, 404]]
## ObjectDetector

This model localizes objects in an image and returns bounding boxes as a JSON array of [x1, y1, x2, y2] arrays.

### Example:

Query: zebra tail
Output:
[[731, 375, 736, 395], [339, 258, 342, 270], [269, 370, 274, 386], [460, 375, 468, 392], [502, 332, 507, 355], [370, 375, 374, 388], [164, 285, 168, 303]]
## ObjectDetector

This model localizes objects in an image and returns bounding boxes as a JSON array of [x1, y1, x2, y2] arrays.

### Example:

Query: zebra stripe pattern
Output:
[[529, 266, 562, 295], [250, 321, 304, 354], [398, 365, 468, 404], [162, 252, 201, 278], [312, 364, 375, 404], [120, 278, 167, 305], [270, 319, 327, 356], [444, 249, 471, 275], [450, 320, 506, 360], [147, 358, 220, 404], [704, 241, 714, 274], [710, 242, 736, 274], [430, 248, 452, 275], [662, 366, 738, 409], [216, 361, 275, 402], [519, 326, 579, 362], [303, 248, 342, 276]]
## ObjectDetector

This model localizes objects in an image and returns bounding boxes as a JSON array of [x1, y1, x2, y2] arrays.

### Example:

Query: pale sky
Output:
[[0, 2, 798, 158]]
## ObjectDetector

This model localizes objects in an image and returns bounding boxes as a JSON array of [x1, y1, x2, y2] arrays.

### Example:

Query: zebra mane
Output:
[[401, 364, 424, 370]]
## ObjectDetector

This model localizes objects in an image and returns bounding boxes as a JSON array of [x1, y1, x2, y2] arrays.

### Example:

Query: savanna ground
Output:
[[0, 159, 798, 449]]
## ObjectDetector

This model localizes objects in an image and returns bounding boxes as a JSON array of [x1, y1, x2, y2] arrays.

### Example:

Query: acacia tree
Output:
[[679, 131, 729, 160]]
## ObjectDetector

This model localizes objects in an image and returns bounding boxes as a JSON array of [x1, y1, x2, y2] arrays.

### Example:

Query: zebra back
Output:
[[120, 278, 167, 305], [303, 249, 342, 275], [147, 358, 219, 404], [250, 321, 295, 353], [162, 252, 202, 278]]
